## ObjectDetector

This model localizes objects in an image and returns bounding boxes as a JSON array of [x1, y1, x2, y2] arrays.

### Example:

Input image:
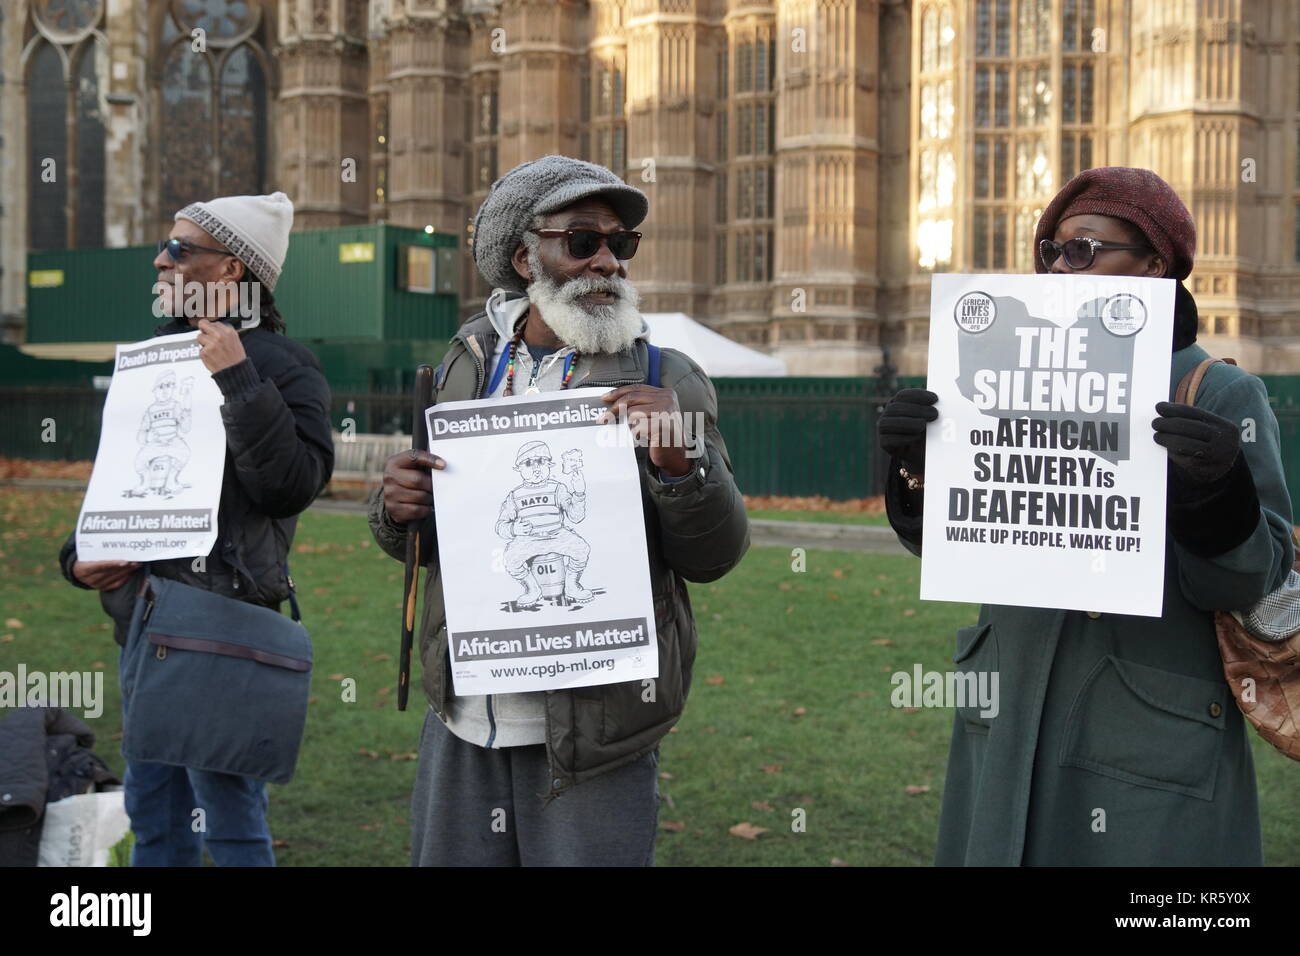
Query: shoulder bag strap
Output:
[[645, 343, 662, 388]]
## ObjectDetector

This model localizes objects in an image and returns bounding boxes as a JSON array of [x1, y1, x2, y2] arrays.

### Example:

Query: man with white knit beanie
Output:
[[59, 192, 335, 867]]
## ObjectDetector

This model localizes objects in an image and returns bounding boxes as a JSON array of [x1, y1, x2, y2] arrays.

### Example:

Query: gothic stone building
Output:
[[2, 0, 1298, 375]]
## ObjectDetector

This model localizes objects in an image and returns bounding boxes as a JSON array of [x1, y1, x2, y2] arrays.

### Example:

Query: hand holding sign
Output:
[[195, 318, 248, 374], [72, 560, 141, 591], [1152, 402, 1241, 486], [600, 385, 690, 478], [879, 389, 940, 470], [382, 449, 447, 524]]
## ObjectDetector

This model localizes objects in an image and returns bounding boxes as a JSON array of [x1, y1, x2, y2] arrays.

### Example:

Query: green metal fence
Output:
[[6, 378, 1300, 515]]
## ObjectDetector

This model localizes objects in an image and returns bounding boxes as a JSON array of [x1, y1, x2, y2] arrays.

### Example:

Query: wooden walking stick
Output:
[[399, 364, 435, 711]]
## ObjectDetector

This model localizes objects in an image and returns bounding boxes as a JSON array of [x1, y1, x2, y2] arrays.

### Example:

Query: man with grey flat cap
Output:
[[368, 155, 750, 866]]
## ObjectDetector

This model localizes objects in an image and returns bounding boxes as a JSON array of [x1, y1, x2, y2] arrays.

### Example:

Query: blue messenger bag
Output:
[[120, 573, 313, 784]]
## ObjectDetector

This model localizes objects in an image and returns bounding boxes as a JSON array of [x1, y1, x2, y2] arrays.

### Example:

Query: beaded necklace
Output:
[[503, 319, 578, 396]]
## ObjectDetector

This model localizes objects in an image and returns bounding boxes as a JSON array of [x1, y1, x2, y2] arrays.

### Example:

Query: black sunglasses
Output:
[[157, 238, 234, 261], [528, 228, 642, 261], [1039, 236, 1150, 270]]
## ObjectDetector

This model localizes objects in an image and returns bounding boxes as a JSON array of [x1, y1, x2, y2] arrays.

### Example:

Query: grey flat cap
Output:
[[471, 155, 649, 294]]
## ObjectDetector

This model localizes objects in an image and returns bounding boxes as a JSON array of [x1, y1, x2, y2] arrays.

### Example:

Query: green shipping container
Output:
[[25, 224, 460, 345]]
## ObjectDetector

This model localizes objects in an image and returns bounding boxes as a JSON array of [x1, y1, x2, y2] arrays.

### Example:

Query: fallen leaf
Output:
[[389, 752, 418, 761], [308, 697, 319, 704], [831, 857, 851, 867], [751, 800, 774, 812], [778, 581, 792, 591], [905, 785, 931, 795], [668, 726, 678, 734], [901, 707, 920, 714], [91, 661, 105, 669], [312, 587, 328, 595], [729, 821, 769, 840], [870, 639, 894, 646], [0, 635, 13, 643], [659, 771, 674, 780], [272, 840, 290, 848], [902, 608, 916, 617], [372, 653, 391, 662], [659, 821, 686, 832], [793, 707, 807, 717], [785, 606, 794, 614], [831, 569, 845, 578], [760, 764, 783, 774], [4, 618, 22, 629], [826, 592, 840, 600], [357, 748, 379, 759], [872, 588, 883, 596], [330, 673, 345, 681], [705, 675, 725, 686]]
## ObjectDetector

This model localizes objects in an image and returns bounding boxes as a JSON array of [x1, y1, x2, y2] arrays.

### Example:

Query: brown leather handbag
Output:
[[1177, 357, 1300, 761]]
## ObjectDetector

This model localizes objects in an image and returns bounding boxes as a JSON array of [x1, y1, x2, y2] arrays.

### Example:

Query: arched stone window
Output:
[[25, 0, 107, 250], [154, 0, 272, 223]]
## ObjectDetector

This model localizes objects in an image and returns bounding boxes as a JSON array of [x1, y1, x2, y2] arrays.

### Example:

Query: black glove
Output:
[[878, 388, 939, 470], [1151, 401, 1240, 487], [1154, 401, 1262, 558]]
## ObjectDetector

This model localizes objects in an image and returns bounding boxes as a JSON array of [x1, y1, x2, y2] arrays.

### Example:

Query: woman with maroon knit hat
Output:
[[878, 167, 1294, 866]]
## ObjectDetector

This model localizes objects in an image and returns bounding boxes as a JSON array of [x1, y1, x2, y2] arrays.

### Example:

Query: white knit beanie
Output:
[[175, 192, 294, 292]]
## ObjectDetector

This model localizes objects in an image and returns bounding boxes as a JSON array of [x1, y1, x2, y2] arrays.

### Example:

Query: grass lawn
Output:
[[4, 488, 1297, 866]]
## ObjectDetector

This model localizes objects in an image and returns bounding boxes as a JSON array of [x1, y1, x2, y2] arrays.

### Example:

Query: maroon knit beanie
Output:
[[1033, 167, 1196, 280]]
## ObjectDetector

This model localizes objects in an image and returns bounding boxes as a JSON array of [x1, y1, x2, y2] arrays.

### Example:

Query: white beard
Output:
[[524, 248, 643, 355]]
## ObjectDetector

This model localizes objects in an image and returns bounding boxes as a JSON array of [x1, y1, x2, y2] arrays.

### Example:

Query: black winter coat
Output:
[[0, 707, 119, 867], [59, 319, 334, 644]]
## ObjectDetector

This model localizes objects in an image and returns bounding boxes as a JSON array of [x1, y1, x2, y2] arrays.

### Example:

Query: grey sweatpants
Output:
[[410, 707, 660, 866]]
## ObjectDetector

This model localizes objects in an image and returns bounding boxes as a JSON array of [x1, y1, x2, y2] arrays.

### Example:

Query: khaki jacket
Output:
[[369, 310, 750, 794]]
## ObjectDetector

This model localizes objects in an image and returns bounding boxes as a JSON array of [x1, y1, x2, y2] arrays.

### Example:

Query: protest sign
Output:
[[426, 387, 658, 695], [920, 274, 1174, 617], [75, 331, 225, 563]]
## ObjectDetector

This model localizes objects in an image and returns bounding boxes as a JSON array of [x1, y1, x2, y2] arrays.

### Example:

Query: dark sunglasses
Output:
[[528, 228, 642, 260], [1039, 236, 1150, 270], [157, 238, 234, 261]]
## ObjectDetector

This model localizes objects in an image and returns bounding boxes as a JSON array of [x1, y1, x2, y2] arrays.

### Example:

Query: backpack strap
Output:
[[1175, 356, 1237, 406], [646, 343, 662, 388]]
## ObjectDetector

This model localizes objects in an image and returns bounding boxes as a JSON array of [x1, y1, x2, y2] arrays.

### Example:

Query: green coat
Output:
[[889, 342, 1294, 865]]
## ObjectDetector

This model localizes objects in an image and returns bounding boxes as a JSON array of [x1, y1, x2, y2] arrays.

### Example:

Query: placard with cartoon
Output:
[[75, 331, 225, 562], [426, 387, 658, 695]]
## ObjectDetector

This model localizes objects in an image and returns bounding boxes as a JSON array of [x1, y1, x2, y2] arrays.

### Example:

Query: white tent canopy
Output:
[[641, 312, 787, 377]]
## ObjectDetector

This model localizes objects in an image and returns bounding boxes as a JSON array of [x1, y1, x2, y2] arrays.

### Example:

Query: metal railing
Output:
[[6, 384, 1300, 512]]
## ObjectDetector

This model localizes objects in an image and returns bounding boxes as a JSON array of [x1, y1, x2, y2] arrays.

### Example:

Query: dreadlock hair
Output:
[[231, 262, 286, 333], [250, 282, 286, 334]]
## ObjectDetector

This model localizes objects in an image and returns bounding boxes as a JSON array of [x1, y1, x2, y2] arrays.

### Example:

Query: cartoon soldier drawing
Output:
[[496, 441, 592, 607], [125, 370, 194, 498]]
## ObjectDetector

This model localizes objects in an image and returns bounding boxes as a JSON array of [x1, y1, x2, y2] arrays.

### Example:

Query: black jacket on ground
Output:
[[59, 318, 335, 644], [0, 708, 119, 867]]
